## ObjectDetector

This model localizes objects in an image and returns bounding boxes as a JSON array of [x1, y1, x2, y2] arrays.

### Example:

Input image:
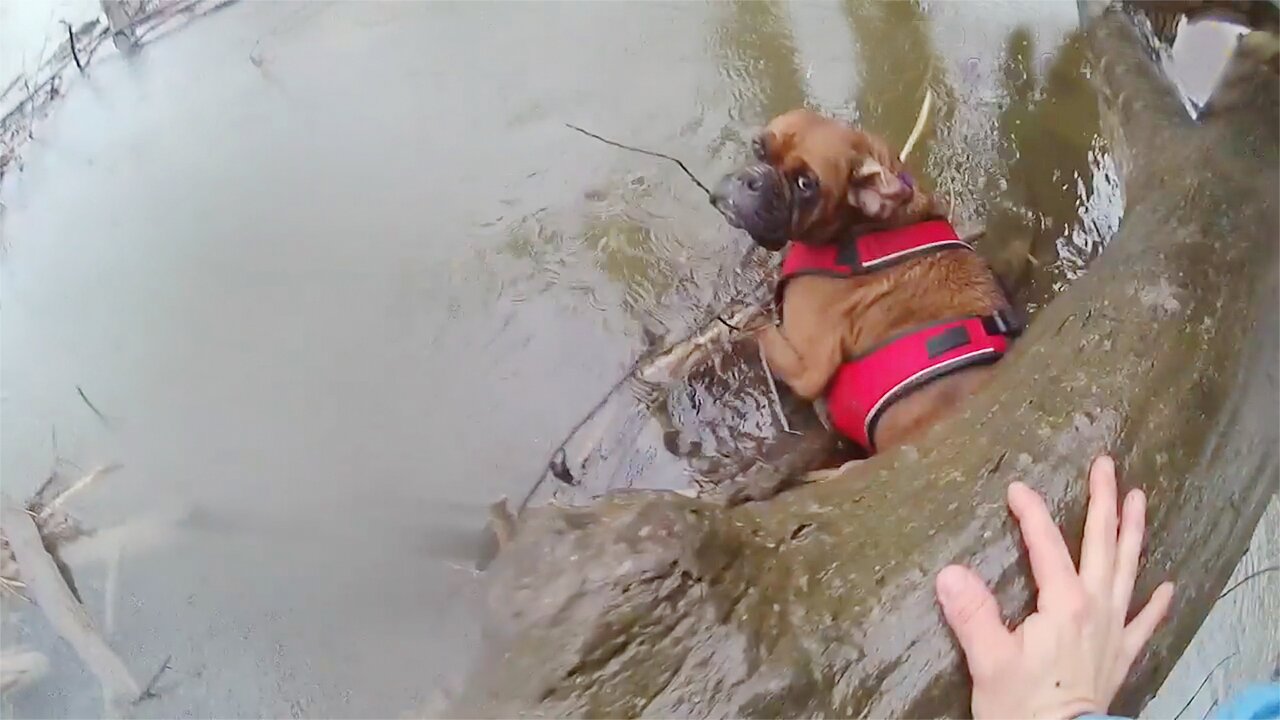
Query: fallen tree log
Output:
[[453, 10, 1278, 718]]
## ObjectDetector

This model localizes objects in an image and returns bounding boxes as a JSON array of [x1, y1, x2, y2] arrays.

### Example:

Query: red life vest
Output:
[[776, 219, 1022, 451]]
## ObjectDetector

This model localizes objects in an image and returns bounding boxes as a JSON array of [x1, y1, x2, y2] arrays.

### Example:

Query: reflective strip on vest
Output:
[[825, 315, 1012, 450], [779, 219, 973, 280]]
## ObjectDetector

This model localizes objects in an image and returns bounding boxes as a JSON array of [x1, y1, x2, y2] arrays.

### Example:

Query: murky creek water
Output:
[[0, 1, 1268, 717]]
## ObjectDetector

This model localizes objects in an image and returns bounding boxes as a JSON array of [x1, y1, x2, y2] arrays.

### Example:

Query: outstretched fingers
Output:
[[1111, 488, 1148, 615], [1080, 457, 1120, 593], [1008, 482, 1078, 608], [1120, 580, 1175, 667], [936, 565, 1017, 680]]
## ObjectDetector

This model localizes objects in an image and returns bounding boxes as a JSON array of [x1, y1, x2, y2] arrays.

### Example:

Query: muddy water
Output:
[[1, 1, 1135, 716]]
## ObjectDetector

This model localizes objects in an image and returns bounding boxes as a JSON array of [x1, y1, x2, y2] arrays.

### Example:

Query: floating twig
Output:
[[31, 469, 61, 509], [1, 495, 140, 717], [758, 343, 798, 435], [564, 123, 711, 197], [518, 273, 771, 513], [38, 463, 122, 521], [517, 124, 760, 510], [134, 654, 172, 704], [519, 367, 640, 512], [0, 573, 29, 600], [633, 293, 768, 386], [64, 22, 85, 72], [76, 384, 110, 425], [899, 86, 935, 163], [1217, 564, 1279, 600], [1174, 652, 1238, 720]]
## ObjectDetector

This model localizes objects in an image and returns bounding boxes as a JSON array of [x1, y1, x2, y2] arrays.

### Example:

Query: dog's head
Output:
[[712, 109, 915, 251]]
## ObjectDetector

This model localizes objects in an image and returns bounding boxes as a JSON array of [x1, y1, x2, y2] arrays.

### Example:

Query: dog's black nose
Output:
[[710, 174, 736, 207], [714, 164, 770, 201], [711, 163, 788, 248]]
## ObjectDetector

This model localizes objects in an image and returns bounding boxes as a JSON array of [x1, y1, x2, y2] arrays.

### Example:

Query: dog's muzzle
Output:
[[711, 163, 790, 251]]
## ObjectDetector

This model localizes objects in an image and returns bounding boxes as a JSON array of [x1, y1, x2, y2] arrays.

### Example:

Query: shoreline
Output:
[[1, 0, 236, 185]]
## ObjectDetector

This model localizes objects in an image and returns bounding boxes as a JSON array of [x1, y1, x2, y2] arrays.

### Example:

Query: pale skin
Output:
[[935, 455, 1176, 719]]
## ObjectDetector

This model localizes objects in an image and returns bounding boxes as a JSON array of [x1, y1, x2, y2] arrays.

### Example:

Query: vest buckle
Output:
[[983, 308, 1025, 338]]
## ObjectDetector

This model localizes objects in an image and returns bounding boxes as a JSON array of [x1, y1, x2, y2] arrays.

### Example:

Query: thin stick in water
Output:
[[76, 385, 110, 425], [899, 86, 935, 163], [64, 22, 85, 72], [1174, 652, 1238, 720], [518, 255, 771, 513], [1217, 564, 1279, 600], [38, 463, 122, 521], [564, 123, 711, 197], [519, 124, 776, 510], [134, 654, 172, 704], [758, 342, 797, 435], [518, 366, 638, 513], [0, 574, 29, 599]]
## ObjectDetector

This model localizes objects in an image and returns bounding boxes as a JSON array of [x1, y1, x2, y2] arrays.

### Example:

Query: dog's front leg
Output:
[[756, 324, 835, 401]]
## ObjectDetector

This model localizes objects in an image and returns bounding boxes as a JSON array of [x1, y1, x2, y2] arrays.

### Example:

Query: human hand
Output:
[[935, 456, 1176, 719]]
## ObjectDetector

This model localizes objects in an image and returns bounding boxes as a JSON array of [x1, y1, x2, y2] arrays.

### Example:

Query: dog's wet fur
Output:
[[713, 110, 1013, 452]]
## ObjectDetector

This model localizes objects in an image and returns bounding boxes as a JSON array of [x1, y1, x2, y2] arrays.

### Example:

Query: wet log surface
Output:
[[454, 11, 1279, 718]]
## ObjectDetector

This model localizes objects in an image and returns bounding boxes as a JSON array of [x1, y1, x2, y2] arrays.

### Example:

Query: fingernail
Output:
[[936, 566, 965, 603], [1094, 455, 1115, 476], [1126, 489, 1145, 513]]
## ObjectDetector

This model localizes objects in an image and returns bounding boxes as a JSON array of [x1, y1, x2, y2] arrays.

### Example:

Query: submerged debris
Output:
[[0, 463, 175, 716], [2, 492, 140, 716]]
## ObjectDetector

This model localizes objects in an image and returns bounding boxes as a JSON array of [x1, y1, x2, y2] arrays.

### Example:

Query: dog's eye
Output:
[[752, 137, 767, 161], [795, 174, 818, 194]]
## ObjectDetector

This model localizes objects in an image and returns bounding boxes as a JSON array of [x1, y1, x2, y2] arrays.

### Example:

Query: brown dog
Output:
[[711, 109, 1019, 454]]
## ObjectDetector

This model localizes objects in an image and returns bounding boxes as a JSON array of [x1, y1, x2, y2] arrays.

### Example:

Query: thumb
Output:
[[936, 564, 1015, 679]]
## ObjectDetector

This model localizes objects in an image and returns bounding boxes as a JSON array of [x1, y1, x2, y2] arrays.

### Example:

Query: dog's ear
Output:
[[846, 143, 913, 221]]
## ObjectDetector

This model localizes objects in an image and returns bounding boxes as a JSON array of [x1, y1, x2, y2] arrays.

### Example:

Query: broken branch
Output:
[[899, 86, 935, 163], [37, 463, 122, 521], [1, 494, 140, 717]]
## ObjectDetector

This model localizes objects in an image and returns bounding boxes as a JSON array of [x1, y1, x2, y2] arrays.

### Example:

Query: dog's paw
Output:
[[802, 458, 865, 484]]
